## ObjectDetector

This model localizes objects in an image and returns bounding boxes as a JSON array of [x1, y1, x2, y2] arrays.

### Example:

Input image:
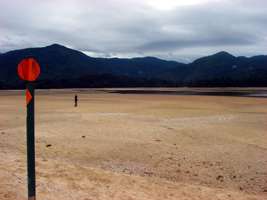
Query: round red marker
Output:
[[18, 58, 40, 81]]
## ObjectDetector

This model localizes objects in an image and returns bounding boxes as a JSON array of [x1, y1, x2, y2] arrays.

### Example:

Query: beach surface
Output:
[[0, 88, 267, 200]]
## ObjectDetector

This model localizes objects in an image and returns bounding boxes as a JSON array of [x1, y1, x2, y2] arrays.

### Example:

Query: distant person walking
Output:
[[74, 94, 78, 107]]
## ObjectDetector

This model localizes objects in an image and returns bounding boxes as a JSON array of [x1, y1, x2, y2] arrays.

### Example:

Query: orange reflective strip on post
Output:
[[26, 89, 32, 105]]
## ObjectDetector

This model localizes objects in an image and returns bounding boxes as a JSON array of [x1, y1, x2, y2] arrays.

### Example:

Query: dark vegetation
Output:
[[0, 44, 267, 89]]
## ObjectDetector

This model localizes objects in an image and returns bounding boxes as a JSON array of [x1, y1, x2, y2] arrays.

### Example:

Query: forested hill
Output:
[[0, 44, 267, 89]]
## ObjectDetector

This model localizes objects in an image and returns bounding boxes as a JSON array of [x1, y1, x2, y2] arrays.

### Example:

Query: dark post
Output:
[[17, 57, 40, 200], [26, 82, 36, 200]]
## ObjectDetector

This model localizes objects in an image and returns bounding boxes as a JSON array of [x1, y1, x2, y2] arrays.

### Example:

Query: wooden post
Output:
[[17, 58, 40, 200], [26, 83, 36, 200]]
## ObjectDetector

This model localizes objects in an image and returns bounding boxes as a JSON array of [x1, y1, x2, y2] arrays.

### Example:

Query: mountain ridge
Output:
[[3, 43, 266, 62], [0, 44, 267, 89]]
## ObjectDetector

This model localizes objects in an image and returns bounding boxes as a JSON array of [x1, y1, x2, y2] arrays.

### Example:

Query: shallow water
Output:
[[110, 89, 267, 98]]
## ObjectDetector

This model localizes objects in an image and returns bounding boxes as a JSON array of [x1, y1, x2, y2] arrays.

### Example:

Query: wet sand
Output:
[[0, 88, 267, 200]]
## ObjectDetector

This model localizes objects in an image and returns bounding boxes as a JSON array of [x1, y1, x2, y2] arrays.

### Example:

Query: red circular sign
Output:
[[17, 58, 40, 81]]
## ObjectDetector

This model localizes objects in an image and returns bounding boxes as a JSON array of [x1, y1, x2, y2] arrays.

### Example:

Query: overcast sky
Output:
[[0, 0, 266, 62]]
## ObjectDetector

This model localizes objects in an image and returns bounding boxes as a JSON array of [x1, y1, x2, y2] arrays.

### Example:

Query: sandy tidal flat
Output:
[[0, 89, 267, 200]]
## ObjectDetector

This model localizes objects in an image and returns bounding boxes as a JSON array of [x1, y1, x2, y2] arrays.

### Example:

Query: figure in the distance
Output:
[[74, 94, 78, 107]]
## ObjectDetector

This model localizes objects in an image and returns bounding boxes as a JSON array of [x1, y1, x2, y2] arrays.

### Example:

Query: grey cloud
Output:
[[138, 33, 258, 51], [0, 0, 267, 61]]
